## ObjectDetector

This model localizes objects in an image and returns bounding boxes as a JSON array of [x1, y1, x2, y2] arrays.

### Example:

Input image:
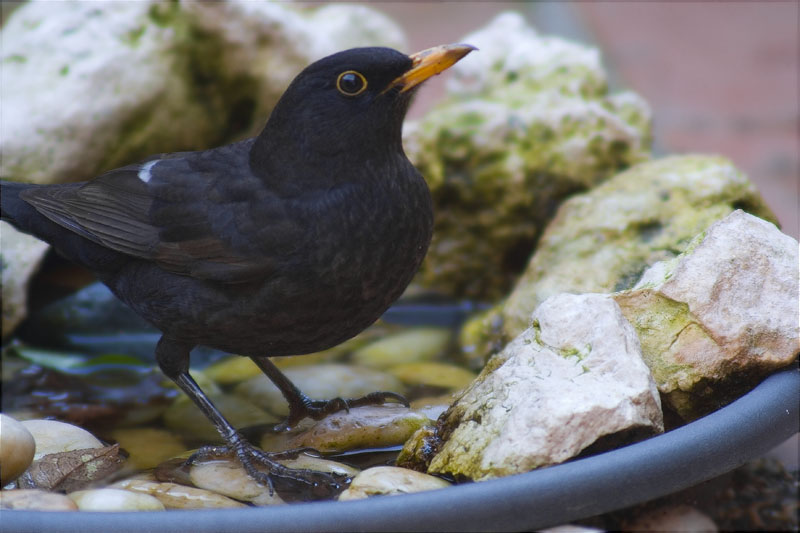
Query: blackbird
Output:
[[1, 44, 474, 500]]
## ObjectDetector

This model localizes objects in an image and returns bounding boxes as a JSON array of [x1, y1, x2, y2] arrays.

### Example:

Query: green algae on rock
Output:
[[405, 12, 652, 301], [461, 154, 778, 368]]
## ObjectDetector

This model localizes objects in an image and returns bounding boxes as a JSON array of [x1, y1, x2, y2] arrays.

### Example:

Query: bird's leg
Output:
[[250, 355, 409, 431], [155, 337, 349, 501]]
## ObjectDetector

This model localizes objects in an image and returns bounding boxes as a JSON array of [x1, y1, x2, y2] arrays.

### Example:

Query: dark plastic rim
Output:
[[3, 366, 798, 533]]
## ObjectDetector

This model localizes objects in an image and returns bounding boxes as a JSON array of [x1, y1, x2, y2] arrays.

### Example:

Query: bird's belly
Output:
[[111, 219, 428, 357]]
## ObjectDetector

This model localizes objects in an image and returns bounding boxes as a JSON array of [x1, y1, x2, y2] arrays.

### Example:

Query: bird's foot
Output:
[[279, 390, 409, 431], [187, 442, 350, 502]]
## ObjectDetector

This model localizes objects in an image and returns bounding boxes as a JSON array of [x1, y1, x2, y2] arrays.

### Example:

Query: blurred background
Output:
[[376, 1, 798, 239]]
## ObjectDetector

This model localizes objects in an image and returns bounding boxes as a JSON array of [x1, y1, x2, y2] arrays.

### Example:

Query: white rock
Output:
[[338, 466, 450, 501], [68, 488, 165, 511], [0, 222, 49, 336], [615, 210, 800, 418], [429, 293, 663, 481], [1, 0, 406, 184], [21, 419, 103, 460], [0, 414, 36, 485]]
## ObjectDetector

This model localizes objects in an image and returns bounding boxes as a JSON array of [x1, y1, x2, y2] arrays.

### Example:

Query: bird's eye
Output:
[[336, 70, 367, 96]]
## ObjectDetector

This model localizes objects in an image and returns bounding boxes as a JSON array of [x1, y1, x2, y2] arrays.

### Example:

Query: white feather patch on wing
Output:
[[137, 160, 159, 183]]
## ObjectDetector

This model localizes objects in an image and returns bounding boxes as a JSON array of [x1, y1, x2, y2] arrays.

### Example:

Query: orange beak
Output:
[[386, 43, 477, 93]]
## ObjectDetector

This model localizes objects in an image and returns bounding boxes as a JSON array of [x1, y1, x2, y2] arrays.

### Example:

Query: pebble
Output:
[[387, 362, 477, 390], [188, 454, 359, 506], [107, 427, 187, 470], [68, 488, 165, 511], [351, 327, 452, 369], [0, 414, 36, 484], [163, 392, 277, 441], [260, 405, 432, 453], [338, 466, 451, 500], [235, 363, 404, 417], [0, 489, 78, 511], [112, 478, 247, 509], [21, 419, 103, 460]]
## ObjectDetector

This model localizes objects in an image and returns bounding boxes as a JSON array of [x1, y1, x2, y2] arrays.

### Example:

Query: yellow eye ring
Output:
[[336, 70, 368, 96]]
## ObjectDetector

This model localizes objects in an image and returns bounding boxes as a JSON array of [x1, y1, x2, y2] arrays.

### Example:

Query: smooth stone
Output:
[[0, 414, 36, 484], [338, 466, 450, 501], [260, 405, 432, 454], [189, 458, 284, 506], [429, 293, 663, 481], [112, 478, 246, 509], [21, 419, 103, 460], [203, 357, 262, 386], [351, 328, 451, 369], [108, 428, 187, 470], [163, 392, 277, 441], [68, 488, 165, 511], [235, 363, 404, 417], [0, 489, 78, 511], [387, 362, 477, 391], [614, 210, 800, 419]]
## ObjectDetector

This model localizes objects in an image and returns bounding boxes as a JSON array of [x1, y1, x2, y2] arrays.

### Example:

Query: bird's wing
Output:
[[21, 149, 298, 283]]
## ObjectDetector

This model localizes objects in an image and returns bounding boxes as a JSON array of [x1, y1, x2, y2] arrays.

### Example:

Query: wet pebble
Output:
[[163, 393, 277, 441], [112, 478, 247, 509], [108, 428, 187, 470], [235, 364, 404, 417], [188, 454, 359, 506], [338, 466, 451, 500], [387, 362, 477, 391], [21, 419, 103, 460], [0, 489, 78, 511], [260, 405, 432, 453], [0, 414, 36, 484], [351, 328, 451, 369], [68, 488, 165, 511]]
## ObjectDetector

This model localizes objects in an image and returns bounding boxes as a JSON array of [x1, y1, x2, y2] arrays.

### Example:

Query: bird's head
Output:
[[252, 44, 475, 185]]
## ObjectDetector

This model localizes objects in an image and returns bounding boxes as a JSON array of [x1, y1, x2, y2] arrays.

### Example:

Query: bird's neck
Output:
[[249, 123, 407, 197]]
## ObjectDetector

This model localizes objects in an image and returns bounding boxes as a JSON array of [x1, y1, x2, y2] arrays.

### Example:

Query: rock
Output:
[[428, 293, 663, 481], [21, 419, 103, 460], [338, 466, 450, 501], [387, 362, 477, 391], [112, 478, 247, 509], [235, 363, 404, 417], [613, 210, 799, 419], [624, 505, 718, 532], [0, 489, 78, 511], [163, 391, 276, 442], [351, 327, 451, 370], [463, 155, 778, 368], [260, 405, 432, 454], [2, 0, 405, 185], [68, 488, 165, 511], [0, 414, 36, 485], [108, 428, 187, 470], [406, 12, 652, 300], [0, 222, 49, 337]]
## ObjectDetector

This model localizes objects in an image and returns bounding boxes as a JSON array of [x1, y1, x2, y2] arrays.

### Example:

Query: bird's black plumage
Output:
[[1, 44, 474, 500]]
